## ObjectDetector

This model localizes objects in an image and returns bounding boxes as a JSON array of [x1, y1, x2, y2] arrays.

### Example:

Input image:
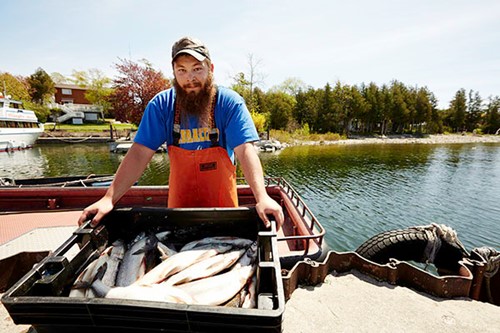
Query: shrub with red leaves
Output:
[[110, 58, 170, 125]]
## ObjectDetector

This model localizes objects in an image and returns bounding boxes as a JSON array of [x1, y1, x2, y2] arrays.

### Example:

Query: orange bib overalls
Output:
[[167, 91, 238, 208]]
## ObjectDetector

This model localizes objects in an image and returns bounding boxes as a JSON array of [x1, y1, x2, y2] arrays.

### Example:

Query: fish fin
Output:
[[90, 278, 111, 298], [132, 234, 160, 255], [93, 262, 108, 282], [132, 248, 146, 255], [72, 281, 91, 290]]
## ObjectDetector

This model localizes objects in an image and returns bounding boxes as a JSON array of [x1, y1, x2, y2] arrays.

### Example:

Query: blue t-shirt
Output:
[[134, 86, 259, 163]]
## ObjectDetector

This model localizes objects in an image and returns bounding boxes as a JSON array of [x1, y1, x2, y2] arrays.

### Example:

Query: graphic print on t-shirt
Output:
[[179, 127, 219, 144]]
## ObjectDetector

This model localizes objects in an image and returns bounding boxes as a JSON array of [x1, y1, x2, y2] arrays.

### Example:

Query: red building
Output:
[[54, 84, 90, 105], [52, 84, 103, 124]]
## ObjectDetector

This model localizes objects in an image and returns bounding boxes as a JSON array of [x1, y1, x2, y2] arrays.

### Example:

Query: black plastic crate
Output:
[[1, 207, 285, 333]]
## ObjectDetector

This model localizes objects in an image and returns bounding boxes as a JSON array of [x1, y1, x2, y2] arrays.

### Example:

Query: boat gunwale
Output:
[[0, 177, 327, 264]]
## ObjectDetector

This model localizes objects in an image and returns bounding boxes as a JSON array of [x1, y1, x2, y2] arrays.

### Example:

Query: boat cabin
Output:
[[0, 98, 40, 126]]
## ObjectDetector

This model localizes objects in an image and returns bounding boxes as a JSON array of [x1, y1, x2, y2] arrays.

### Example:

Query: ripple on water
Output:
[[1, 143, 499, 252]]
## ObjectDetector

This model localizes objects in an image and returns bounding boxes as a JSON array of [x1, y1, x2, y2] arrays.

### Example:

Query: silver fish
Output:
[[91, 278, 194, 304], [180, 236, 254, 252], [157, 242, 177, 261], [101, 239, 126, 287], [134, 244, 233, 286], [241, 274, 256, 308], [69, 247, 111, 298], [116, 231, 170, 287], [163, 248, 245, 286], [69, 250, 101, 297], [177, 263, 256, 306], [85, 246, 114, 297], [177, 242, 257, 305]]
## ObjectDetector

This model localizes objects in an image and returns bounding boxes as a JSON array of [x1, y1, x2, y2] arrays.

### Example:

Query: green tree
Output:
[[379, 84, 392, 135], [330, 82, 347, 133], [294, 89, 307, 126], [24, 101, 51, 123], [482, 96, 500, 134], [82, 69, 114, 117], [266, 91, 296, 130], [346, 85, 369, 135], [0, 72, 30, 101], [466, 90, 483, 132], [316, 83, 335, 133], [449, 89, 467, 132], [50, 72, 69, 84], [360, 82, 381, 133], [231, 54, 266, 115], [1, 72, 51, 122], [427, 92, 443, 134], [70, 70, 90, 86], [389, 81, 409, 133], [252, 87, 270, 130], [274, 77, 307, 96], [27, 67, 55, 104], [231, 72, 251, 104], [414, 87, 433, 133], [250, 110, 267, 133], [294, 88, 320, 131], [406, 86, 418, 132]]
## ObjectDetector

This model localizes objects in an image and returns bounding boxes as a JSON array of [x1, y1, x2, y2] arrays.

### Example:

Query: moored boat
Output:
[[0, 177, 325, 332], [0, 176, 498, 333], [0, 96, 44, 151], [0, 177, 327, 270], [0, 174, 115, 187]]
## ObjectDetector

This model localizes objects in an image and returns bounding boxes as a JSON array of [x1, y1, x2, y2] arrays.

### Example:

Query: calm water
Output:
[[1, 142, 499, 253]]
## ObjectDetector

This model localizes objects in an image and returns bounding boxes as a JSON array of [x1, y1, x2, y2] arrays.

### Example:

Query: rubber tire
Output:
[[355, 227, 466, 273], [355, 228, 428, 264]]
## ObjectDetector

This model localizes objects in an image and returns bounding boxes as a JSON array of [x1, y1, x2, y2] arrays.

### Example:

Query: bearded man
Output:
[[78, 37, 283, 228]]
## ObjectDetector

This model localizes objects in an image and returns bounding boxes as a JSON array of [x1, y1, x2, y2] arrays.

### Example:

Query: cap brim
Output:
[[173, 49, 206, 62]]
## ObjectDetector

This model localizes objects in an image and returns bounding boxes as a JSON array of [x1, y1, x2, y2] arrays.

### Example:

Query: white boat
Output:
[[0, 97, 44, 151]]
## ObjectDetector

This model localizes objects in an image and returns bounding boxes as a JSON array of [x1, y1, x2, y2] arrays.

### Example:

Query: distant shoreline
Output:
[[288, 134, 500, 146], [38, 131, 500, 146]]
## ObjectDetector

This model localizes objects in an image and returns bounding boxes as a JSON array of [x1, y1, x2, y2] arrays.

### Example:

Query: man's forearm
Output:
[[234, 143, 267, 202], [235, 142, 284, 227], [105, 143, 155, 205]]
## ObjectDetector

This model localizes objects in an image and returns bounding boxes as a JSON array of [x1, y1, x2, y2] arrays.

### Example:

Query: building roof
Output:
[[55, 84, 89, 90]]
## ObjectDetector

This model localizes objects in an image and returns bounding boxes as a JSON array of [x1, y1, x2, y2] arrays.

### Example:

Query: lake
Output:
[[1, 142, 499, 253]]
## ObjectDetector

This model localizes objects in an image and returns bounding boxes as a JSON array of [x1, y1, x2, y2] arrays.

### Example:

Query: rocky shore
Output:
[[36, 131, 500, 147], [294, 134, 500, 146]]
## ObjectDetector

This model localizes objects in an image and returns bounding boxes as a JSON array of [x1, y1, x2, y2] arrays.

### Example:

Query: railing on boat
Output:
[[263, 177, 326, 257], [0, 175, 326, 258]]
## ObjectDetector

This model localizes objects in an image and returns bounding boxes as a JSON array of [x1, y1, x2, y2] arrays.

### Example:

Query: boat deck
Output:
[[0, 211, 81, 286], [0, 211, 81, 295], [0, 210, 80, 247]]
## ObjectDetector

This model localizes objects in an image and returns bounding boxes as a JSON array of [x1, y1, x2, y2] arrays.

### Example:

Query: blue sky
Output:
[[2, 0, 500, 108]]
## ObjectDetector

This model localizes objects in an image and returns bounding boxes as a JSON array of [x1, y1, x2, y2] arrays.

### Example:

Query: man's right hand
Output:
[[77, 196, 114, 227]]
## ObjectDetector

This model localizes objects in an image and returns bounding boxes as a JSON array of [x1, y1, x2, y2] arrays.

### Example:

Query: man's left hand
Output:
[[255, 196, 284, 229]]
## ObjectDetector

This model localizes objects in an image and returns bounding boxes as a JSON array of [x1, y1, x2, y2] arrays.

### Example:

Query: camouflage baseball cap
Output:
[[171, 37, 210, 62]]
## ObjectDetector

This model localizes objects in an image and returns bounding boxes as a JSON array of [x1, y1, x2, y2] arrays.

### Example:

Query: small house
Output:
[[51, 84, 104, 124]]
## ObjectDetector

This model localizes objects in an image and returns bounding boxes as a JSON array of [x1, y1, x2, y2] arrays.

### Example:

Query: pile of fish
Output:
[[69, 231, 258, 308]]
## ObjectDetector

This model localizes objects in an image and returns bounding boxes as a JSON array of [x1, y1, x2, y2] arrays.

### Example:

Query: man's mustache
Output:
[[183, 82, 202, 90]]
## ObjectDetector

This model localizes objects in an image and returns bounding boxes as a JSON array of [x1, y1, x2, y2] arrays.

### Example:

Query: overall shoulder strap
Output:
[[208, 89, 219, 147]]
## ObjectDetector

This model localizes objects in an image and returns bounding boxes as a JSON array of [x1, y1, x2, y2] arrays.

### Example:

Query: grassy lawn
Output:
[[45, 120, 137, 132]]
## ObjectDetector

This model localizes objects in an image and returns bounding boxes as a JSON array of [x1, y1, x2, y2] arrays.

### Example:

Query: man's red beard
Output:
[[173, 72, 215, 127]]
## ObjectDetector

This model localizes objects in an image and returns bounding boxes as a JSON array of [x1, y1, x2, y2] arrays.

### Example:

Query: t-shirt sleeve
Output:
[[221, 89, 259, 150], [134, 91, 171, 150]]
